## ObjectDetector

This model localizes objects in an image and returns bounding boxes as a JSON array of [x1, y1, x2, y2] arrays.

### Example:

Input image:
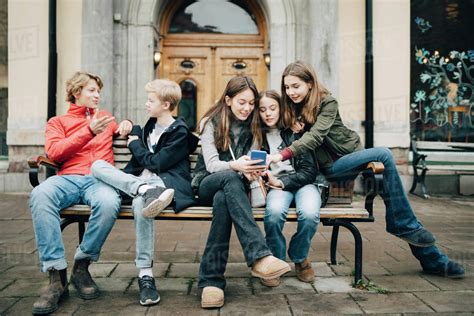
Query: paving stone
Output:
[[167, 262, 199, 277], [420, 274, 474, 291], [100, 251, 136, 262], [0, 278, 46, 297], [0, 297, 20, 314], [75, 293, 148, 315], [111, 262, 169, 278], [89, 263, 118, 277], [331, 261, 390, 277], [415, 290, 474, 312], [128, 277, 191, 296], [313, 276, 362, 293], [0, 279, 14, 292], [378, 261, 426, 276], [155, 239, 178, 251], [367, 275, 439, 292], [220, 294, 291, 315], [82, 277, 133, 294], [3, 297, 37, 315], [4, 264, 45, 279], [147, 294, 217, 315], [253, 276, 315, 295], [351, 292, 433, 313], [287, 293, 363, 315], [155, 251, 198, 263], [313, 262, 335, 277], [189, 278, 252, 297], [224, 262, 251, 277]]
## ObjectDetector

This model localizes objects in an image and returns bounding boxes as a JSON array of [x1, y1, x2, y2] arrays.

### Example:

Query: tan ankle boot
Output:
[[32, 268, 68, 314], [295, 259, 315, 283], [70, 259, 100, 299], [201, 286, 224, 308], [260, 277, 281, 287], [251, 255, 291, 279]]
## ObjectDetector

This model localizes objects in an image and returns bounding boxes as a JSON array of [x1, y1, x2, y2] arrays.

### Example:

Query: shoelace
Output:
[[139, 277, 155, 289]]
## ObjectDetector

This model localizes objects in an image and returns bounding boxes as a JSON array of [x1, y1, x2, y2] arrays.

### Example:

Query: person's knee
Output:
[[95, 192, 121, 217], [30, 182, 57, 211], [265, 206, 286, 225], [213, 190, 226, 207], [91, 159, 107, 176], [222, 171, 245, 188], [376, 147, 394, 161], [298, 207, 320, 225]]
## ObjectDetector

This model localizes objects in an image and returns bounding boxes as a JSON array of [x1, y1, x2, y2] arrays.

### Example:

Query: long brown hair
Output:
[[198, 76, 262, 152], [258, 89, 284, 130], [280, 61, 329, 129]]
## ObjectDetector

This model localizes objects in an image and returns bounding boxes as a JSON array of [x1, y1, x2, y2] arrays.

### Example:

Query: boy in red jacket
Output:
[[30, 71, 132, 314]]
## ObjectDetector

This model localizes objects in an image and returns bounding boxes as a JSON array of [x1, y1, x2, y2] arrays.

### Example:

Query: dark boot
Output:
[[32, 268, 68, 314], [70, 259, 100, 299]]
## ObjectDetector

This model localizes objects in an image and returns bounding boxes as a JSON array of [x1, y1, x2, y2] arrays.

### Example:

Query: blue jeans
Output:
[[325, 147, 449, 269], [264, 184, 321, 263], [197, 170, 272, 290], [91, 160, 165, 268], [30, 174, 121, 272]]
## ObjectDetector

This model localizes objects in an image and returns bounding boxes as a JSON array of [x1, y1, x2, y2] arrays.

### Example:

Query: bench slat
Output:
[[60, 205, 369, 220]]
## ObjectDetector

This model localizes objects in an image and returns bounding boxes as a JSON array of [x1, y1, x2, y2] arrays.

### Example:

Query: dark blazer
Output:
[[124, 117, 199, 212], [262, 128, 317, 192]]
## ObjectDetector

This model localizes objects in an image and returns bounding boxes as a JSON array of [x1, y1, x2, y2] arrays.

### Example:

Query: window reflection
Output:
[[169, 0, 258, 34], [179, 80, 197, 131]]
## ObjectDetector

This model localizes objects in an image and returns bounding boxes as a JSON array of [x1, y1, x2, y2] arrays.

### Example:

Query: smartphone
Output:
[[250, 150, 267, 166]]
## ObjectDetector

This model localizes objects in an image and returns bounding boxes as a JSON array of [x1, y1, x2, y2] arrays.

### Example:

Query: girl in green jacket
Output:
[[268, 61, 464, 279]]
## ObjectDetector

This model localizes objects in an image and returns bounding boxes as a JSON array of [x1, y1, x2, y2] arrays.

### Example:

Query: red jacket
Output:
[[45, 104, 118, 175]]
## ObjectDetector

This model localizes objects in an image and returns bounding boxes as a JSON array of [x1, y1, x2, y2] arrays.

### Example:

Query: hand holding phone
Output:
[[250, 150, 267, 166]]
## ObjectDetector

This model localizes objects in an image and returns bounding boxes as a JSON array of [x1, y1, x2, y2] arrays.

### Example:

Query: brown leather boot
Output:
[[32, 268, 68, 314], [295, 259, 315, 283], [70, 259, 100, 299]]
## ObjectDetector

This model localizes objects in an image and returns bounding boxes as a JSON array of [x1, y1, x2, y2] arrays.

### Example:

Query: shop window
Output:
[[410, 0, 473, 142], [169, 0, 258, 34]]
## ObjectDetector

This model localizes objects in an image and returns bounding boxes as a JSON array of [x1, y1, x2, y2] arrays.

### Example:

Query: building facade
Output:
[[3, 0, 472, 192]]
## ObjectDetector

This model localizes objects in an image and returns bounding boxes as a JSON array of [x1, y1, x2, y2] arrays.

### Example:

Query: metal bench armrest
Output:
[[28, 155, 60, 187], [362, 161, 385, 217]]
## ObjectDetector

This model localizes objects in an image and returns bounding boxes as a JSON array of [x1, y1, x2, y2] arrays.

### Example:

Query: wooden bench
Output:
[[409, 138, 474, 199], [28, 137, 385, 284]]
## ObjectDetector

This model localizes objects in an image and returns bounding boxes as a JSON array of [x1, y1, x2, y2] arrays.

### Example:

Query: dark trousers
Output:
[[197, 170, 272, 290]]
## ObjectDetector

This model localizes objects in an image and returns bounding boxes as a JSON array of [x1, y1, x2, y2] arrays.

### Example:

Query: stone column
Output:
[[7, 0, 49, 176]]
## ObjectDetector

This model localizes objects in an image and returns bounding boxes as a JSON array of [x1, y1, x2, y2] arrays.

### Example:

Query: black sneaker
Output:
[[141, 187, 175, 218], [138, 276, 160, 306], [399, 228, 436, 247], [423, 260, 465, 279]]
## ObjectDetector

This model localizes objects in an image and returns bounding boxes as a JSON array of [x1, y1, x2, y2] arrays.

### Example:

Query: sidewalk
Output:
[[0, 192, 473, 315]]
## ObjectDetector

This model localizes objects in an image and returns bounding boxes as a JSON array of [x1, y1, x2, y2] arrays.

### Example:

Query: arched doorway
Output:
[[158, 0, 268, 129]]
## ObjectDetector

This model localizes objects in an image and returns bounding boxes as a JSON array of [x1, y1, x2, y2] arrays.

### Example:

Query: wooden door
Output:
[[159, 41, 267, 129]]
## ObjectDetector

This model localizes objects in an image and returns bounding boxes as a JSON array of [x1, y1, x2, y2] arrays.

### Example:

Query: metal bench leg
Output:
[[78, 221, 86, 244], [337, 222, 363, 284], [330, 226, 339, 265], [409, 165, 419, 194], [419, 168, 430, 199], [60, 218, 76, 231]]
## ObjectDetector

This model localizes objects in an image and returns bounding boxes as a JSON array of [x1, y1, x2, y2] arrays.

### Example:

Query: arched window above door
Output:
[[169, 0, 259, 34]]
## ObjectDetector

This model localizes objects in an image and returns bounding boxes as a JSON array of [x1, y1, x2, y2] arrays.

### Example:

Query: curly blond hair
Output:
[[65, 71, 103, 103]]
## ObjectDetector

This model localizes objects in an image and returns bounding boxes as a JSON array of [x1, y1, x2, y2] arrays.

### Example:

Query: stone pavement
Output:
[[0, 192, 473, 315]]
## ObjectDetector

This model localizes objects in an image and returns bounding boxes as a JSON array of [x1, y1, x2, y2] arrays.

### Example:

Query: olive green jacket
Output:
[[288, 96, 363, 170]]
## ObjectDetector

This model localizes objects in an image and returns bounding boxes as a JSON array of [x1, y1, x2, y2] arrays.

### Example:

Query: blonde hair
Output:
[[281, 61, 329, 128], [66, 71, 103, 103], [145, 79, 182, 111]]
